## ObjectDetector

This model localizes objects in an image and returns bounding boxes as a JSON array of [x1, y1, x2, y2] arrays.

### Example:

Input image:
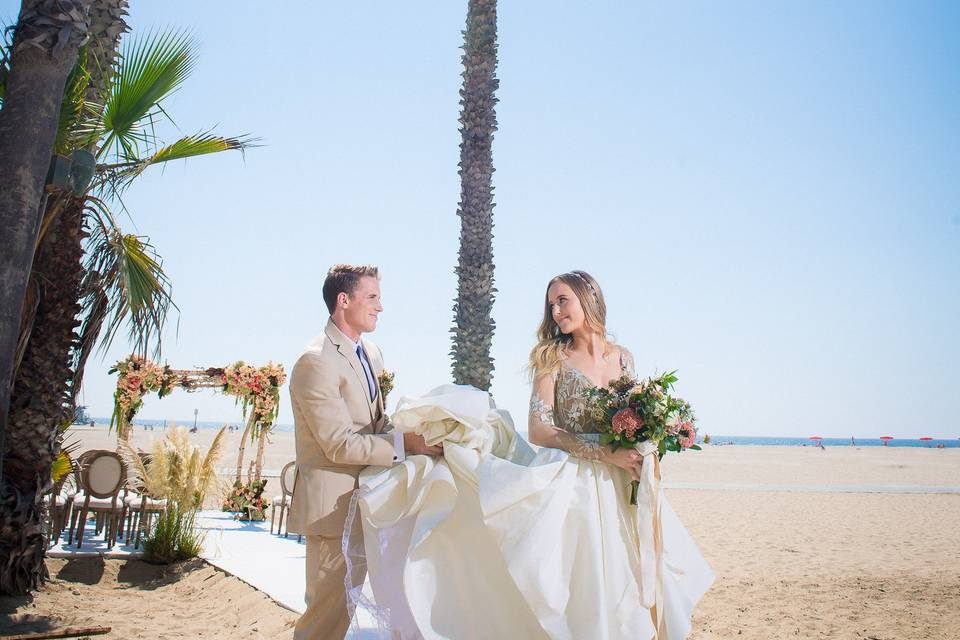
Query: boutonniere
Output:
[[378, 370, 395, 400]]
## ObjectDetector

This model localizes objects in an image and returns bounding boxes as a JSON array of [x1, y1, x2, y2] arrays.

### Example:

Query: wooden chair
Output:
[[270, 461, 298, 539], [118, 452, 166, 548], [68, 450, 126, 548], [65, 450, 98, 544], [46, 470, 77, 547]]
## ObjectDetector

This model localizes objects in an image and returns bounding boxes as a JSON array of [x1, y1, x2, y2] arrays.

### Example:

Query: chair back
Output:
[[81, 450, 126, 499], [280, 461, 296, 497], [73, 449, 100, 488]]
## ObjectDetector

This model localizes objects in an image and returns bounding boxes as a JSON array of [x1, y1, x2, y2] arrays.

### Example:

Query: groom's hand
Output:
[[404, 432, 444, 457]]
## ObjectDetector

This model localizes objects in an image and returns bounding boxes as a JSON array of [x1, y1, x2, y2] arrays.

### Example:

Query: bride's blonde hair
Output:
[[528, 270, 611, 378]]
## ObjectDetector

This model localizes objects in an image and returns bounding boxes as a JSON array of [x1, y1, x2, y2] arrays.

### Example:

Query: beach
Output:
[[4, 428, 958, 639]]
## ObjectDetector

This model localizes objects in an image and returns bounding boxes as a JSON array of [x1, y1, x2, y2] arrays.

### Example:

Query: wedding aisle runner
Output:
[[197, 511, 382, 637]]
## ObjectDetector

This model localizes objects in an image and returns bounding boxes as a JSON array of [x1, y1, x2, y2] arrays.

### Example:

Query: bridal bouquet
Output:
[[584, 371, 700, 504]]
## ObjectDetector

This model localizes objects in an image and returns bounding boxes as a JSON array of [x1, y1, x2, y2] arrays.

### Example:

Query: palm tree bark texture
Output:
[[0, 0, 98, 596], [450, 0, 499, 392], [10, 0, 130, 443], [0, 1, 91, 489]]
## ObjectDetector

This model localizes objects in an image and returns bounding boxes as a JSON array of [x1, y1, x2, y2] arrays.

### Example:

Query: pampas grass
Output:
[[122, 426, 226, 508], [143, 504, 205, 563], [120, 426, 227, 562]]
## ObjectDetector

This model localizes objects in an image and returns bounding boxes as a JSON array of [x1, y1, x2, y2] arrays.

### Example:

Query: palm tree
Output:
[[450, 0, 499, 391], [0, 26, 253, 595], [0, 0, 92, 596], [0, 1, 92, 482]]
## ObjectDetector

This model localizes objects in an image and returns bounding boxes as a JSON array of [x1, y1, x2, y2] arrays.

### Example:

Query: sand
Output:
[[16, 427, 960, 639], [65, 423, 297, 476], [0, 558, 297, 639]]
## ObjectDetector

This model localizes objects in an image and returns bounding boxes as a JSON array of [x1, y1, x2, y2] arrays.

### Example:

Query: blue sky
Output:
[[6, 1, 957, 437]]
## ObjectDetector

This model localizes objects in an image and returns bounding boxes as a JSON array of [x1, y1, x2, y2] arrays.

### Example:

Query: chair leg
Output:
[[46, 501, 54, 548], [67, 505, 79, 545], [109, 512, 119, 549], [76, 507, 89, 548], [280, 504, 288, 538], [118, 505, 126, 541], [60, 502, 73, 543], [126, 504, 136, 541], [135, 508, 148, 549], [270, 504, 276, 534]]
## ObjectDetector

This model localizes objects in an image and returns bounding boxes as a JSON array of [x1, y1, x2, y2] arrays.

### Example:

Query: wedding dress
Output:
[[345, 357, 713, 640]]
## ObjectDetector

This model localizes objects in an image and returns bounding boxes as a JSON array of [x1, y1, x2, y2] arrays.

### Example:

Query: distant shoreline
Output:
[[73, 419, 960, 447]]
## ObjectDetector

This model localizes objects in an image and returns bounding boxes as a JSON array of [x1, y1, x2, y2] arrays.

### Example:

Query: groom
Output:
[[287, 263, 441, 640]]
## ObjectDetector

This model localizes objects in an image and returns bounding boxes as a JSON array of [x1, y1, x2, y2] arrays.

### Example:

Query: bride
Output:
[[345, 270, 713, 640]]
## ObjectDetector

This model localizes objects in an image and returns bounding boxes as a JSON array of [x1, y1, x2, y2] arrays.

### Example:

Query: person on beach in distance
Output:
[[286, 264, 441, 640]]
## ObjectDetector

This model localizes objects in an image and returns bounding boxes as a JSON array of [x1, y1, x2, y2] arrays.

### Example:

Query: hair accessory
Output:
[[570, 271, 599, 302]]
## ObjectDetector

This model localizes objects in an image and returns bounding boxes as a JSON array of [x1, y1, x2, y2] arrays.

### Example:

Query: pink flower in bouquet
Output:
[[678, 421, 696, 449], [612, 407, 644, 439], [125, 375, 142, 390]]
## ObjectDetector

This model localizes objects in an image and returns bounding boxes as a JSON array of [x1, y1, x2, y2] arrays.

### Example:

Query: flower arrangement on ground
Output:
[[222, 479, 268, 521]]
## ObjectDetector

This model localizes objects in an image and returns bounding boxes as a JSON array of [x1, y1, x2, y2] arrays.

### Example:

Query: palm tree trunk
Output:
[[0, 1, 91, 490], [450, 0, 499, 392], [0, 1, 135, 597], [0, 194, 85, 595], [67, 0, 128, 400]]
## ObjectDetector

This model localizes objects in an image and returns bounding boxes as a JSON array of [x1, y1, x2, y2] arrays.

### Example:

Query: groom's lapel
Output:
[[324, 319, 376, 423]]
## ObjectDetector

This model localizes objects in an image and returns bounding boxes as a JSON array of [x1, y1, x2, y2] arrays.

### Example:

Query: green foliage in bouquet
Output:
[[585, 371, 700, 504], [222, 479, 268, 521], [585, 371, 700, 459]]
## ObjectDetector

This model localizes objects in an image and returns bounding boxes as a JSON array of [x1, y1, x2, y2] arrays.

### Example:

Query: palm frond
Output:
[[97, 131, 259, 193], [53, 46, 92, 155], [79, 196, 177, 359], [0, 23, 13, 107], [52, 435, 82, 485], [93, 29, 199, 160], [51, 452, 73, 484]]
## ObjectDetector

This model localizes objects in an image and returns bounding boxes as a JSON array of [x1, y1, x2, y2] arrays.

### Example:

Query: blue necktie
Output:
[[356, 344, 377, 401]]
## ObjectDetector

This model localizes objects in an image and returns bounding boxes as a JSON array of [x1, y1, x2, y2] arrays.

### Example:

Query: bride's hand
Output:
[[403, 432, 444, 457], [607, 447, 643, 482]]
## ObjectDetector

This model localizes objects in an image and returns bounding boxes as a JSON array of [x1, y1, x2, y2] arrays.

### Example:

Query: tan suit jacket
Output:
[[287, 319, 395, 538]]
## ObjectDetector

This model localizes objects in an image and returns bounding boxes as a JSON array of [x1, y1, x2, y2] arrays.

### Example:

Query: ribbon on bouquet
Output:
[[634, 440, 666, 639]]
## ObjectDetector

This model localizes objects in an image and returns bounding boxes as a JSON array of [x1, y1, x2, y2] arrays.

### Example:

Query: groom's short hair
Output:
[[323, 264, 380, 314]]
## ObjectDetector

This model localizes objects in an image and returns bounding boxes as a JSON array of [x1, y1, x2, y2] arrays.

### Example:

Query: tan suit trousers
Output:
[[294, 528, 366, 640]]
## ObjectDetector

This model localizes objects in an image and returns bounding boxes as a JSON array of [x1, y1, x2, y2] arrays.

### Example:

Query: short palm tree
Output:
[[0, 27, 254, 595], [450, 0, 499, 391]]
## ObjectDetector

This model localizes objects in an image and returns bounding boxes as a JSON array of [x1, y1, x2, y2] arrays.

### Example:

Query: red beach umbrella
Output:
[[918, 436, 933, 441], [880, 435, 894, 446], [808, 436, 823, 440]]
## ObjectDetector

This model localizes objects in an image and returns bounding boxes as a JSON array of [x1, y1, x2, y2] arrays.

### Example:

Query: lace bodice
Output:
[[528, 347, 635, 459]]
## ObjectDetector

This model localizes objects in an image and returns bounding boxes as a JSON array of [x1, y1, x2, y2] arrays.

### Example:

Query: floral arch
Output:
[[110, 356, 286, 484]]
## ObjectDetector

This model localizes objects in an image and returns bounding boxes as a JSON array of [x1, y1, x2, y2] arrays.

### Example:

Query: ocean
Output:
[[89, 419, 960, 448]]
